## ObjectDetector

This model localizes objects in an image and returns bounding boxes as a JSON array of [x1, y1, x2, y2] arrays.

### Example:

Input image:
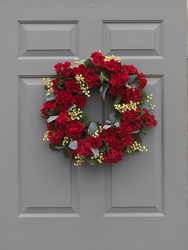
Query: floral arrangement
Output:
[[40, 51, 157, 165]]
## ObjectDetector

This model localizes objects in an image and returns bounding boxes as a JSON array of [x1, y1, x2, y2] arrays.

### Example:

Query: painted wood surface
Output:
[[0, 0, 187, 249]]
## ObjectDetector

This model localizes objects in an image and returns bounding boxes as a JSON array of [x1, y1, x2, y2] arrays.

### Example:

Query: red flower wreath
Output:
[[40, 52, 157, 165]]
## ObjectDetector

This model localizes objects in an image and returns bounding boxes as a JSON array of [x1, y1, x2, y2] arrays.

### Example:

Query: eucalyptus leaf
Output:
[[78, 60, 84, 65], [128, 75, 137, 84], [114, 120, 120, 128], [138, 102, 151, 110], [69, 140, 78, 150], [47, 115, 59, 123], [55, 145, 65, 150], [105, 120, 112, 124], [132, 130, 140, 134], [88, 122, 98, 135], [103, 124, 112, 130], [99, 75, 104, 84], [130, 82, 140, 88], [109, 113, 116, 124], [101, 85, 109, 101], [99, 85, 104, 93], [67, 104, 77, 112], [91, 148, 99, 156], [46, 92, 57, 102]]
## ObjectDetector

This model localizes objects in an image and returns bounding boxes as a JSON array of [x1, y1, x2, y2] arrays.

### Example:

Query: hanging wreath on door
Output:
[[40, 51, 157, 165]]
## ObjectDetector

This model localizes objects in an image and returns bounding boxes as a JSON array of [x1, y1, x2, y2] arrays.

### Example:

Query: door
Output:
[[0, 0, 187, 249]]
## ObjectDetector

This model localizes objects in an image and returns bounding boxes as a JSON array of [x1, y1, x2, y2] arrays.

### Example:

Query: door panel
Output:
[[0, 0, 187, 249]]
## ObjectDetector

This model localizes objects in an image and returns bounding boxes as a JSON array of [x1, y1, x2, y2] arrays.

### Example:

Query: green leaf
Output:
[[84, 58, 92, 68], [122, 148, 127, 155], [103, 139, 109, 154], [99, 144, 106, 153], [101, 68, 110, 81], [49, 143, 56, 151], [78, 112, 91, 127], [85, 156, 99, 165], [139, 131, 147, 135], [111, 94, 121, 109], [62, 144, 73, 159], [84, 58, 96, 71], [94, 121, 102, 128], [138, 106, 145, 117], [114, 112, 122, 122], [47, 108, 60, 117], [134, 135, 143, 145], [139, 90, 147, 105]]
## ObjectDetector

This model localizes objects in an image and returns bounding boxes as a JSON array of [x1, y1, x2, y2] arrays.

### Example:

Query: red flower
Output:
[[103, 150, 123, 163], [73, 94, 86, 109], [65, 78, 80, 94], [84, 136, 102, 149], [49, 129, 64, 144], [85, 73, 100, 88], [121, 110, 143, 131], [91, 51, 105, 66], [142, 109, 157, 128], [139, 78, 147, 90], [123, 65, 138, 75], [41, 52, 157, 165], [56, 112, 70, 124], [123, 87, 142, 103], [55, 90, 74, 111], [40, 101, 56, 117], [54, 63, 63, 74], [52, 78, 59, 92], [66, 120, 85, 140]]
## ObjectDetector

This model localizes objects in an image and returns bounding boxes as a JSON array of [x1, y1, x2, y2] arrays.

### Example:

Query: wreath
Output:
[[40, 51, 157, 165]]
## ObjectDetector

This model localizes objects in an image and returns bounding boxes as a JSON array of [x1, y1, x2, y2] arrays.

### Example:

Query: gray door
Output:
[[0, 0, 187, 249]]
